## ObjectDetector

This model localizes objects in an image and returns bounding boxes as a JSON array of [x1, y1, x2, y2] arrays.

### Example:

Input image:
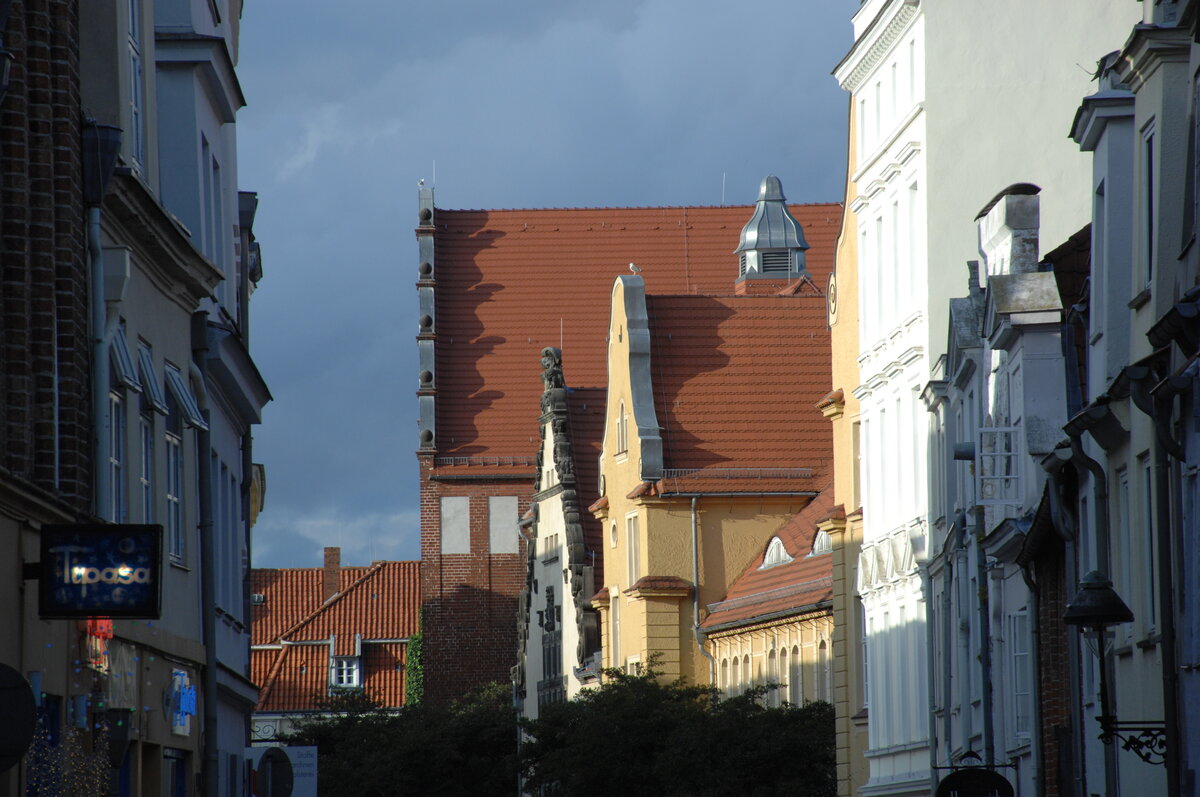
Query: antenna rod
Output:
[[721, 172, 726, 206]]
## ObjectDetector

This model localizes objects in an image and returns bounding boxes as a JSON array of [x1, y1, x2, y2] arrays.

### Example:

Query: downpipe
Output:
[[191, 312, 218, 797]]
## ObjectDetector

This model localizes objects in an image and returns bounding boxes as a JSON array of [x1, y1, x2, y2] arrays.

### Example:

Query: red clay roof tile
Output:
[[431, 204, 841, 465], [645, 294, 833, 483], [251, 561, 420, 712]]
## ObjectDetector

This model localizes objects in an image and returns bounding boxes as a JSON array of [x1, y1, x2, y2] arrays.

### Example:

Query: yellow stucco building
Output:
[[588, 194, 835, 685], [820, 103, 870, 796]]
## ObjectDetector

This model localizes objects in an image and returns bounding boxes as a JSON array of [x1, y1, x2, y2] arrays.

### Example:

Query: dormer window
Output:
[[760, 537, 793, 569], [331, 657, 360, 689], [809, 531, 833, 557]]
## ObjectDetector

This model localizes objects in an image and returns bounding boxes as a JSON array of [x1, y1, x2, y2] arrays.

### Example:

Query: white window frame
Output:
[[1141, 120, 1156, 287], [165, 388, 185, 564], [625, 513, 640, 584], [331, 656, 361, 689], [139, 409, 154, 522], [127, 0, 145, 168], [109, 388, 127, 523], [1008, 608, 1032, 746], [977, 426, 1022, 506]]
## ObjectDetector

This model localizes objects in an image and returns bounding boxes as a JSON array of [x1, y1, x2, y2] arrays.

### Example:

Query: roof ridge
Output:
[[436, 201, 842, 214], [275, 561, 388, 642]]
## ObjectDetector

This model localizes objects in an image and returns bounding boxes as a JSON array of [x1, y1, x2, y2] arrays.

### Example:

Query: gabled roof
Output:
[[644, 293, 832, 489], [700, 483, 835, 631], [431, 204, 841, 466], [250, 561, 420, 711]]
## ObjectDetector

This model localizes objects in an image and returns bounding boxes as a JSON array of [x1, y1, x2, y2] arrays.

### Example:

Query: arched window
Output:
[[720, 658, 729, 695], [767, 650, 779, 707], [780, 646, 790, 702], [790, 646, 802, 704], [743, 655, 751, 693], [732, 656, 740, 692], [809, 530, 833, 557], [819, 639, 831, 702], [759, 536, 793, 569]]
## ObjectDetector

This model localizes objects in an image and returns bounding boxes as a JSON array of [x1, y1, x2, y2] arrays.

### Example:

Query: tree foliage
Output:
[[281, 683, 518, 797], [277, 665, 835, 797], [520, 666, 836, 797]]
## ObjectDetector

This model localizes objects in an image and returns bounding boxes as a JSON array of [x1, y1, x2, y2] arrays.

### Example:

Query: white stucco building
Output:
[[833, 2, 1137, 793]]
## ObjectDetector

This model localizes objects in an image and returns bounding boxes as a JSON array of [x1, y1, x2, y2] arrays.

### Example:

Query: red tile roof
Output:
[[431, 204, 841, 464], [700, 483, 835, 630], [646, 294, 833, 484], [251, 561, 420, 712]]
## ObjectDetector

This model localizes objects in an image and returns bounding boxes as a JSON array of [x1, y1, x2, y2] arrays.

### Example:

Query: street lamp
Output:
[[1063, 570, 1166, 765]]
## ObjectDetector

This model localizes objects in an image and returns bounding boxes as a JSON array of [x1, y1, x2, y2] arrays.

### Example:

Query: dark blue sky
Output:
[[237, 1, 854, 568]]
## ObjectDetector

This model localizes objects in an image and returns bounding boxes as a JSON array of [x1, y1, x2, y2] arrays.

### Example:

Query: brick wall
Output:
[[1035, 540, 1075, 797], [419, 453, 531, 703], [0, 0, 90, 510]]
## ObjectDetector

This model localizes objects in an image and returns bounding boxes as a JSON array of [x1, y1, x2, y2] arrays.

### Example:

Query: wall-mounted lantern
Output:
[[1064, 570, 1167, 765]]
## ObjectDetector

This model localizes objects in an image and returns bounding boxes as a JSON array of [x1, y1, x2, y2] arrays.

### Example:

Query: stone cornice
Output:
[[105, 170, 222, 312], [833, 0, 919, 93], [1116, 24, 1191, 94]]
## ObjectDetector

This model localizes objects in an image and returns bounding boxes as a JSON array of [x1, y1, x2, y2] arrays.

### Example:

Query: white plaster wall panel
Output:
[[488, 496, 519, 554], [441, 496, 470, 554]]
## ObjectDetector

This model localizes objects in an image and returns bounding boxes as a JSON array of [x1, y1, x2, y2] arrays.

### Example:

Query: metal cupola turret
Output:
[[734, 175, 809, 283]]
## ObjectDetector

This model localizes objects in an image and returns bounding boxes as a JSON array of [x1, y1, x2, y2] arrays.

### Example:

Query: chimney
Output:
[[323, 547, 340, 602], [976, 184, 1040, 284]]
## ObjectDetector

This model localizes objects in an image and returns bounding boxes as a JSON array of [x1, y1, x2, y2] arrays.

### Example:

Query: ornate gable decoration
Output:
[[526, 348, 600, 666]]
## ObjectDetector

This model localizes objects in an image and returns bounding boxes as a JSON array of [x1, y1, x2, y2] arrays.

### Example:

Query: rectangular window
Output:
[[1010, 609, 1032, 742], [625, 514, 640, 584], [165, 389, 184, 563], [127, 0, 145, 167], [851, 421, 862, 510], [616, 402, 628, 455], [440, 496, 470, 555], [488, 496, 519, 554], [139, 410, 154, 522], [610, 596, 621, 665], [1140, 454, 1156, 630], [1115, 467, 1133, 642], [331, 657, 360, 688], [1093, 182, 1106, 339], [109, 389, 127, 523], [1142, 124, 1156, 286]]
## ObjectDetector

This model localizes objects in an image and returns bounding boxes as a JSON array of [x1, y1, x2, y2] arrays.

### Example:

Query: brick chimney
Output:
[[323, 547, 341, 602]]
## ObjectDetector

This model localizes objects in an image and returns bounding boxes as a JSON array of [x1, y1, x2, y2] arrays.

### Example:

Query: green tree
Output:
[[520, 666, 835, 797], [281, 683, 518, 797]]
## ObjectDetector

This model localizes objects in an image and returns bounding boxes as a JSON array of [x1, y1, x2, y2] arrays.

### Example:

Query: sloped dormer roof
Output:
[[701, 482, 835, 630]]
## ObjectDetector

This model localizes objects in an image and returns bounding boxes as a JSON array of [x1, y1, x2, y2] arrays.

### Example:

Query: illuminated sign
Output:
[[39, 524, 162, 618]]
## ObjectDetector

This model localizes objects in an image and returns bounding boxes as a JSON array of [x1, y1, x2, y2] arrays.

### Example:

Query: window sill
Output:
[[1136, 632, 1161, 651], [169, 559, 190, 572], [1127, 287, 1152, 310]]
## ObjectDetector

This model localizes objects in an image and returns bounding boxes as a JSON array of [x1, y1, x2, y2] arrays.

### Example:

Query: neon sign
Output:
[[39, 524, 162, 618]]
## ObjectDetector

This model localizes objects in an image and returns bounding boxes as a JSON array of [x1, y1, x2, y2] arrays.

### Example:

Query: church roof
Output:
[[644, 293, 832, 489], [428, 203, 841, 469]]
